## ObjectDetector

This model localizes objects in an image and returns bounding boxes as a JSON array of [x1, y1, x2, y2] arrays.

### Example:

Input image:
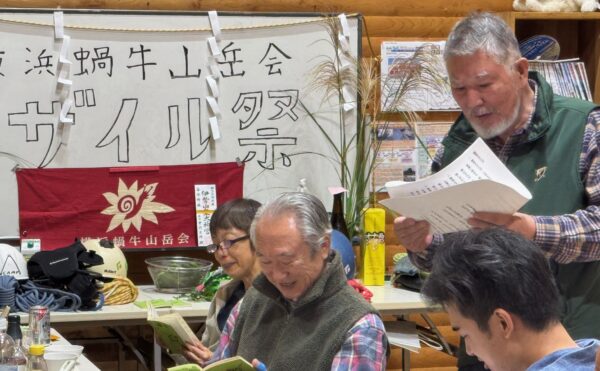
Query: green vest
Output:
[[441, 72, 600, 340], [229, 251, 381, 371]]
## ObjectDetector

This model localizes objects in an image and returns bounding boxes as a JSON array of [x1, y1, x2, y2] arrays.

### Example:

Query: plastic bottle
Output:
[[0, 317, 15, 366], [26, 345, 46, 371], [7, 343, 26, 371], [6, 316, 21, 343], [330, 192, 350, 238], [6, 316, 26, 370]]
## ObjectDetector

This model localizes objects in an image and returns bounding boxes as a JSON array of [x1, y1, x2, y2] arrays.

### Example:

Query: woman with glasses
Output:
[[183, 198, 262, 365]]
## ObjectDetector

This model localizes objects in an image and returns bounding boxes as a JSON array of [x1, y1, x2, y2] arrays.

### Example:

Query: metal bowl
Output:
[[145, 256, 213, 293]]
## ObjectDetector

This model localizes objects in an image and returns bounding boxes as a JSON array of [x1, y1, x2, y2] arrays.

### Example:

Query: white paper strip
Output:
[[208, 11, 222, 41], [206, 75, 219, 98], [339, 54, 352, 69], [57, 77, 72, 86], [209, 59, 220, 78], [53, 11, 64, 39], [338, 14, 351, 38], [342, 84, 355, 111], [205, 96, 221, 116], [207, 37, 221, 56], [338, 33, 351, 53], [59, 35, 72, 65], [60, 122, 72, 144], [195, 184, 217, 210], [59, 98, 73, 123], [194, 184, 217, 246], [209, 116, 221, 140], [342, 84, 355, 104]]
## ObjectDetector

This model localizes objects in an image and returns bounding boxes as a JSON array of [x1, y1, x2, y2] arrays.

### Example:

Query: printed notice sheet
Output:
[[380, 138, 532, 234], [380, 41, 458, 111]]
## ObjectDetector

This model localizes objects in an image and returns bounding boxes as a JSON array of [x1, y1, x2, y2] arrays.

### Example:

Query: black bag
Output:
[[27, 240, 104, 309]]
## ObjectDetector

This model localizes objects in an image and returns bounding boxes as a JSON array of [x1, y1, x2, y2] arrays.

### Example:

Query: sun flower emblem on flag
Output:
[[101, 179, 174, 232]]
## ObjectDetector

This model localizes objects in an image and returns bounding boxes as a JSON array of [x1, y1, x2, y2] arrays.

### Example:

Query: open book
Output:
[[167, 356, 254, 371], [384, 320, 421, 353], [147, 302, 199, 354], [380, 138, 532, 234]]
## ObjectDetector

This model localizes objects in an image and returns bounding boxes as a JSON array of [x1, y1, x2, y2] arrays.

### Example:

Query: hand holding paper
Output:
[[468, 211, 536, 240], [392, 216, 432, 253], [381, 138, 532, 234]]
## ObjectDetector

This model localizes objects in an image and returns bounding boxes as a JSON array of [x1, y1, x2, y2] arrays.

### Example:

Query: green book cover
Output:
[[147, 308, 199, 355], [167, 356, 254, 371]]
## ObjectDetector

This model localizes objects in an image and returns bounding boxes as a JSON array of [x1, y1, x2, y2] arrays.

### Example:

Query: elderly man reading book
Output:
[[207, 192, 388, 371]]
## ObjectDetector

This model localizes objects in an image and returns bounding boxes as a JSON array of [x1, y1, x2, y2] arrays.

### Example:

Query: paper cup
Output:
[[44, 352, 79, 371], [45, 344, 84, 356]]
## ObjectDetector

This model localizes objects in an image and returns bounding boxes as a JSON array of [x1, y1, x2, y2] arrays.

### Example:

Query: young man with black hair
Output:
[[422, 228, 599, 371]]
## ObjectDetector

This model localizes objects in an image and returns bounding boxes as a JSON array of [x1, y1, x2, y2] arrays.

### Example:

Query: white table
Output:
[[17, 282, 430, 326], [52, 329, 100, 371], [17, 286, 211, 327], [18, 282, 438, 371]]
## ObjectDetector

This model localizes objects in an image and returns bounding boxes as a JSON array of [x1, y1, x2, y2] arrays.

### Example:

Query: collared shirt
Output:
[[527, 338, 600, 370], [412, 80, 600, 268], [210, 299, 388, 371]]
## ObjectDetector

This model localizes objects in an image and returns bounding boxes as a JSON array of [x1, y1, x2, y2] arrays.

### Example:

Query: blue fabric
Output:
[[527, 339, 600, 370], [393, 256, 418, 276]]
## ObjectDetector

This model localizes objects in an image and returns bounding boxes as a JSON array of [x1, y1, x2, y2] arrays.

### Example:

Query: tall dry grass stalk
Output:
[[302, 16, 448, 240]]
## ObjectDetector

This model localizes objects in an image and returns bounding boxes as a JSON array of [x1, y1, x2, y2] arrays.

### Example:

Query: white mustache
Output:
[[470, 107, 492, 117]]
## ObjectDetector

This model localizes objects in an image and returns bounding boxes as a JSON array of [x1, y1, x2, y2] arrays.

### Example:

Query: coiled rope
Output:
[[14, 281, 82, 312], [99, 276, 138, 305]]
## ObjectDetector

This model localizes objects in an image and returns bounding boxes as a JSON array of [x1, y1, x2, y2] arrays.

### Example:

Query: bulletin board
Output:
[[0, 9, 361, 238]]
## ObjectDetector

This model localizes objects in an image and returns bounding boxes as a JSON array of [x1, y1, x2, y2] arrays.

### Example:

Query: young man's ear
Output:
[[491, 308, 515, 339]]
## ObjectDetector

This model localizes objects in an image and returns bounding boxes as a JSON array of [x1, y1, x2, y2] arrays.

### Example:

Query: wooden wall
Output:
[[0, 0, 512, 14], [4, 0, 598, 282], [0, 0, 514, 60]]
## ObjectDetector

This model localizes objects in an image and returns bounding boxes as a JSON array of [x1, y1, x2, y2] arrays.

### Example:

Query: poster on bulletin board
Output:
[[0, 10, 361, 247]]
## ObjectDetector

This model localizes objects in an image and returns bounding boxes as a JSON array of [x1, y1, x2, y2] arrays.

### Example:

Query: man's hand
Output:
[[393, 216, 433, 252], [183, 340, 212, 365], [468, 211, 536, 240]]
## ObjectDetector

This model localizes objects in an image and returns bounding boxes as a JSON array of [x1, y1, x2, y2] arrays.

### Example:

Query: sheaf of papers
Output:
[[380, 138, 532, 234], [385, 320, 421, 353]]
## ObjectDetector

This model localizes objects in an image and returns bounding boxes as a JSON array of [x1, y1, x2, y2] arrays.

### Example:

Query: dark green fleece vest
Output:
[[229, 251, 380, 371], [441, 72, 600, 340]]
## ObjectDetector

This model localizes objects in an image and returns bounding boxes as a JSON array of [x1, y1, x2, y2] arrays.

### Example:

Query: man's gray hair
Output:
[[250, 192, 331, 254], [444, 12, 521, 66]]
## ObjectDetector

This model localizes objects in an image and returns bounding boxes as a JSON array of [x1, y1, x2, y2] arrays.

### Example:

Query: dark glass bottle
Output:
[[330, 193, 350, 238], [6, 315, 21, 343]]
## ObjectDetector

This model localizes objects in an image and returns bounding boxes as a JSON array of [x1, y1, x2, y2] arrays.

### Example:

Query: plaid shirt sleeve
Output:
[[331, 313, 388, 371], [408, 233, 443, 272], [207, 298, 242, 363], [534, 109, 600, 263]]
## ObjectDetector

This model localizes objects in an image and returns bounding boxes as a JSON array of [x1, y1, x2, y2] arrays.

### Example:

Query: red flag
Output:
[[17, 163, 243, 250]]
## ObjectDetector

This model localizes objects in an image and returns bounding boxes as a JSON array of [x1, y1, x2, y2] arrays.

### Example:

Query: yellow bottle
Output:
[[360, 208, 385, 286]]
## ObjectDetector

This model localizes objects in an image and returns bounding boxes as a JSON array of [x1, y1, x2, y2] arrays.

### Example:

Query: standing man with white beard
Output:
[[393, 11, 600, 371]]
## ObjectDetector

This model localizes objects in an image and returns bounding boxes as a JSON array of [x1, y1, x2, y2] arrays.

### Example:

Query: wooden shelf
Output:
[[513, 11, 600, 20], [497, 11, 600, 103]]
